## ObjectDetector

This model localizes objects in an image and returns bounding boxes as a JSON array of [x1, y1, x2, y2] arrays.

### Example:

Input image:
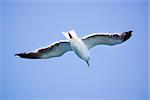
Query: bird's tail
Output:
[[62, 30, 79, 40], [62, 31, 70, 40]]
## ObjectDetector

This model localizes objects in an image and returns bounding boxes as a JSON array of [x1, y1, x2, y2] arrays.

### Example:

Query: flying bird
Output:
[[15, 30, 132, 66]]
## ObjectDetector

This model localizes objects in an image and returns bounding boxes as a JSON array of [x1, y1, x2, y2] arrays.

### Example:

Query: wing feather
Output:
[[82, 31, 132, 49], [15, 40, 72, 59]]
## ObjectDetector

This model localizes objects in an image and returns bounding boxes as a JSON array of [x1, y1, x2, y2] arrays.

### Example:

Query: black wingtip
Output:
[[15, 53, 27, 58], [15, 53, 20, 57], [122, 30, 133, 42], [15, 52, 40, 59], [129, 30, 133, 33], [15, 53, 20, 56]]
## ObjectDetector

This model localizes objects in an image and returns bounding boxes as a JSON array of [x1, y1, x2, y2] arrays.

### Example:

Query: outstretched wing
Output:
[[15, 40, 72, 59], [82, 31, 132, 49]]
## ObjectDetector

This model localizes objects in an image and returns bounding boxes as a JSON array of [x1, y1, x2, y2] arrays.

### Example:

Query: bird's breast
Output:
[[70, 39, 89, 60]]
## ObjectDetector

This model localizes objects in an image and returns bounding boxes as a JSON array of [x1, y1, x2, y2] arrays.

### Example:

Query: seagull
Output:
[[15, 30, 132, 66]]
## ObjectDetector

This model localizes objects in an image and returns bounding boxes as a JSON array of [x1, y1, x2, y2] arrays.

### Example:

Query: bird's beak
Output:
[[86, 61, 90, 67]]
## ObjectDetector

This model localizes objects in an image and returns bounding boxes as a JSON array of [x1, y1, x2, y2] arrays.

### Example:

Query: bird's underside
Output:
[[15, 30, 132, 59]]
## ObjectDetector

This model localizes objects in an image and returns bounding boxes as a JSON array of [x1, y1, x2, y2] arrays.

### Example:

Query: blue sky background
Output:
[[0, 0, 149, 100]]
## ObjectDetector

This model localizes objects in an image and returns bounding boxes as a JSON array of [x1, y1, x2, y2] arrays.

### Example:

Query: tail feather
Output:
[[68, 30, 78, 39], [62, 30, 79, 40], [62, 32, 70, 40]]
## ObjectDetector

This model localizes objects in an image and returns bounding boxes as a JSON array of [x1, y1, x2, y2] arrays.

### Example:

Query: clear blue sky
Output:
[[0, 0, 149, 100]]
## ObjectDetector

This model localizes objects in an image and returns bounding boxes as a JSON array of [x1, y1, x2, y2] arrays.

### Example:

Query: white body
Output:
[[62, 30, 90, 65], [70, 35, 90, 62]]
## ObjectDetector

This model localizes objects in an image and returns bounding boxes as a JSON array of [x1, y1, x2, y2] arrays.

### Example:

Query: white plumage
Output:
[[15, 30, 132, 66]]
